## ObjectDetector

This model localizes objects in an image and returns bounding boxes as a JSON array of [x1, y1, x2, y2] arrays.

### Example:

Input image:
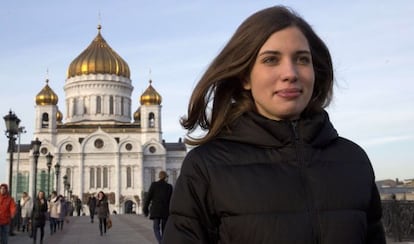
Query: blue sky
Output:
[[1, 0, 413, 183]]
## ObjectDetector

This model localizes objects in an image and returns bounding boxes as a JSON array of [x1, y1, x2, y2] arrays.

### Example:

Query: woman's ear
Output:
[[242, 79, 251, 90]]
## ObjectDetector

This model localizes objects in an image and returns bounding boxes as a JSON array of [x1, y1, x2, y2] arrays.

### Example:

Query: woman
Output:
[[31, 191, 48, 244], [20, 192, 33, 233], [57, 195, 67, 231], [96, 191, 109, 236], [163, 6, 386, 244], [48, 191, 61, 235]]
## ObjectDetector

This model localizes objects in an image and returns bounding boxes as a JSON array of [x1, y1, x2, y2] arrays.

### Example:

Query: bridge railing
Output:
[[382, 200, 414, 241]]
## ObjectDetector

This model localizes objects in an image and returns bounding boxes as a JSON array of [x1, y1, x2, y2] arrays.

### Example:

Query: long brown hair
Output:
[[181, 6, 334, 146]]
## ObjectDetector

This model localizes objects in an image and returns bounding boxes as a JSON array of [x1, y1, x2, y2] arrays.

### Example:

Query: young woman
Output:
[[31, 191, 48, 244], [163, 6, 386, 244], [96, 191, 109, 236]]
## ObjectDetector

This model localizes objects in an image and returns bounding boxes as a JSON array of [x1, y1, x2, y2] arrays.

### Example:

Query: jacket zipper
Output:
[[291, 121, 321, 244]]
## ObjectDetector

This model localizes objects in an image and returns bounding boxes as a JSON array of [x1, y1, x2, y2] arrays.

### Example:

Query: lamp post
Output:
[[54, 161, 60, 194], [3, 110, 21, 198], [46, 152, 53, 197], [31, 138, 41, 199], [63, 175, 68, 197]]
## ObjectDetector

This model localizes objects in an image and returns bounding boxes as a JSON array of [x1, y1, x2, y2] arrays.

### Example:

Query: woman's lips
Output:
[[275, 88, 302, 99]]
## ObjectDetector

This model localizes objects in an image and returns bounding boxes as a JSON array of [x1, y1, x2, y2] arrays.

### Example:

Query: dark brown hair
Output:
[[181, 6, 334, 145]]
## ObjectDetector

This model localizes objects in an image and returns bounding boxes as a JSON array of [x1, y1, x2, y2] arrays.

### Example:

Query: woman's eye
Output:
[[262, 56, 279, 64], [297, 55, 311, 65]]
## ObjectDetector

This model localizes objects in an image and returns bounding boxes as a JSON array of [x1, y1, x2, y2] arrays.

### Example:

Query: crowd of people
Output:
[[0, 184, 107, 244]]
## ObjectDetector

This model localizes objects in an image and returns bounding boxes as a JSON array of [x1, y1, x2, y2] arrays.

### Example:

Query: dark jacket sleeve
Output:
[[162, 149, 219, 244], [366, 182, 386, 244]]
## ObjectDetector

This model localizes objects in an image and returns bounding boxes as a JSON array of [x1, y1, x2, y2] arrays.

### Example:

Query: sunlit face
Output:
[[244, 26, 315, 120], [0, 186, 6, 195]]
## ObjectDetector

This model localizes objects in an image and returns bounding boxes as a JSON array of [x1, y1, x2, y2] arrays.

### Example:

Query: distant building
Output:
[[7, 25, 186, 213], [377, 178, 414, 201]]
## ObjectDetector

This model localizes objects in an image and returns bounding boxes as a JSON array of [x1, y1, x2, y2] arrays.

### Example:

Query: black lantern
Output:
[[3, 110, 21, 198], [31, 138, 41, 199], [46, 152, 53, 197], [54, 161, 60, 194]]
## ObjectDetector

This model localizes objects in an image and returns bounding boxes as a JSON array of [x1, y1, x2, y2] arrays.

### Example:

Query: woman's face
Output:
[[244, 26, 315, 120], [38, 191, 45, 199]]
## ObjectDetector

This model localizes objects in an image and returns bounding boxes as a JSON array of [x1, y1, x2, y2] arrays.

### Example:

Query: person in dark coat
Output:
[[31, 191, 48, 244], [87, 194, 97, 223], [162, 5, 386, 244], [143, 171, 173, 244], [96, 191, 109, 236]]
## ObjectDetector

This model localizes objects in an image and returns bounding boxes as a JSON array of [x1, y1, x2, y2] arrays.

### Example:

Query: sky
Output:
[[0, 0, 413, 183]]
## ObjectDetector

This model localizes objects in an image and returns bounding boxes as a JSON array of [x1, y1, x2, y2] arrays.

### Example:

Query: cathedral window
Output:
[[125, 143, 132, 151], [126, 166, 132, 188], [90, 168, 95, 188], [121, 97, 124, 115], [109, 96, 114, 115], [41, 113, 49, 128], [96, 96, 101, 114], [66, 168, 71, 185], [150, 168, 156, 183], [65, 144, 73, 152], [103, 167, 108, 188], [149, 113, 155, 128], [96, 168, 102, 188], [94, 139, 104, 149], [72, 98, 77, 116]]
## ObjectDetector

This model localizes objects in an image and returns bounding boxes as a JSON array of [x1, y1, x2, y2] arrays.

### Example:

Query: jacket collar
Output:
[[218, 110, 338, 148]]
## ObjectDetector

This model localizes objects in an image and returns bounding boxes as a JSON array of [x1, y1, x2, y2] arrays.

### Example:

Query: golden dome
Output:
[[66, 25, 130, 79], [140, 80, 162, 105], [36, 79, 58, 105], [133, 107, 141, 123], [56, 109, 63, 123]]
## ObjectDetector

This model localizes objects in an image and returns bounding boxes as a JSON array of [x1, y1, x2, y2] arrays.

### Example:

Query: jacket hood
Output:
[[218, 111, 338, 148]]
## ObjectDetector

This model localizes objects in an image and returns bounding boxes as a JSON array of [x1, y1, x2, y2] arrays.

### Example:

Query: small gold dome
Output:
[[66, 25, 130, 79], [133, 107, 141, 123], [140, 80, 162, 105], [36, 79, 58, 105], [56, 110, 63, 123]]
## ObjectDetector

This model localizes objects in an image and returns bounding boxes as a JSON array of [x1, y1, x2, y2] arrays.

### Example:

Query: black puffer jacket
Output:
[[163, 111, 385, 244]]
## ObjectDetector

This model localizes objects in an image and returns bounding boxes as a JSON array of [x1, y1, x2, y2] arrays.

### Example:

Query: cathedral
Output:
[[11, 25, 187, 214]]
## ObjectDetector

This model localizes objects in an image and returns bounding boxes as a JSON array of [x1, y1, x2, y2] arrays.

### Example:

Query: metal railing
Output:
[[382, 200, 414, 241]]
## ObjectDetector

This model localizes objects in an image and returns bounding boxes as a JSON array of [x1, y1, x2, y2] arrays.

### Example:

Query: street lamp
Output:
[[31, 138, 41, 199], [46, 152, 53, 197], [63, 175, 68, 197], [3, 110, 21, 198], [54, 161, 60, 194]]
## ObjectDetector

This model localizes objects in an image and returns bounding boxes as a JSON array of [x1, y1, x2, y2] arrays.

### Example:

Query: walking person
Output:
[[20, 192, 33, 234], [0, 184, 16, 244], [48, 191, 60, 235], [31, 191, 48, 244], [143, 171, 173, 244], [96, 191, 109, 236], [75, 197, 82, 216], [87, 194, 97, 223], [163, 6, 386, 244], [57, 195, 67, 231]]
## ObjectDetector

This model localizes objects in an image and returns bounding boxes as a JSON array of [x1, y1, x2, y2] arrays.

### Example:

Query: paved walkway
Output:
[[7, 215, 414, 244], [8, 214, 157, 244]]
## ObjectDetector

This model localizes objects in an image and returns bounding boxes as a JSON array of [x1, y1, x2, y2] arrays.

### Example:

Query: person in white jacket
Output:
[[48, 191, 61, 235], [20, 192, 32, 233]]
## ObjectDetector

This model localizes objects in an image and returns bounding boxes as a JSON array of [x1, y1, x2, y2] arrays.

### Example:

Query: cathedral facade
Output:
[[10, 25, 186, 214]]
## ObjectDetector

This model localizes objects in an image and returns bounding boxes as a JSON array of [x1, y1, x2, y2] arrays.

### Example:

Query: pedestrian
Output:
[[14, 200, 21, 232], [57, 195, 67, 231], [75, 197, 82, 216], [96, 191, 109, 236], [162, 6, 386, 244], [48, 191, 60, 235], [0, 184, 16, 244], [143, 171, 172, 244], [32, 191, 48, 244], [20, 192, 33, 233], [87, 194, 97, 223]]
